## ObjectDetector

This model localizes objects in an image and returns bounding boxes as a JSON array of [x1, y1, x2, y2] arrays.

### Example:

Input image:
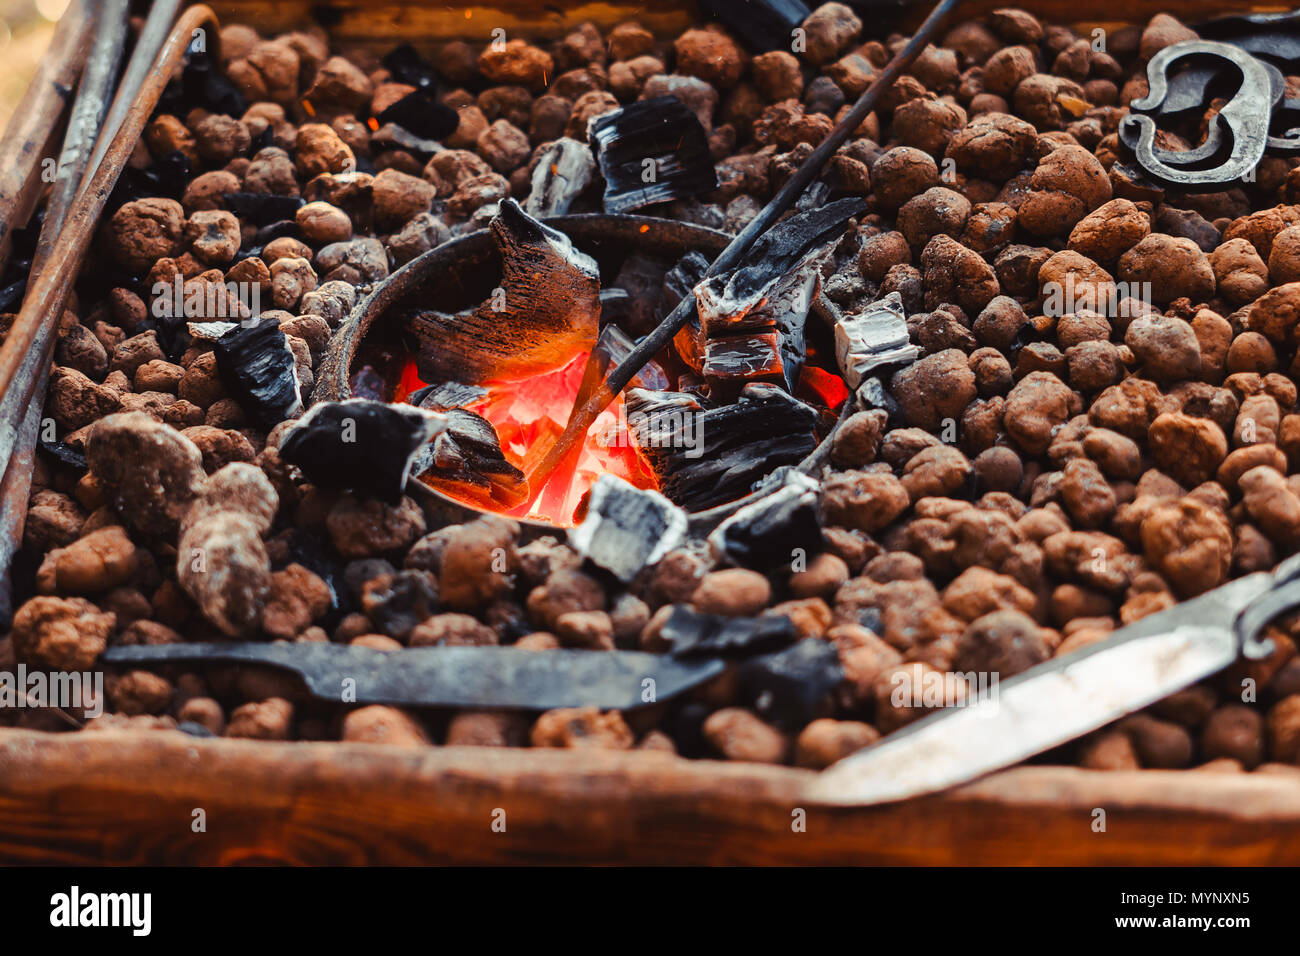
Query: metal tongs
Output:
[[805, 555, 1300, 805]]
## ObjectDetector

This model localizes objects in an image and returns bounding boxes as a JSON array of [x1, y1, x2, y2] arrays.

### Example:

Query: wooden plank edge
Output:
[[0, 728, 1298, 864]]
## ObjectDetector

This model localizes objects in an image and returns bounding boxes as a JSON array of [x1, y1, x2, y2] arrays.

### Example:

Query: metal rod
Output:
[[527, 0, 960, 493], [0, 4, 220, 626], [0, 0, 95, 275], [82, 0, 186, 198], [0, 0, 131, 629]]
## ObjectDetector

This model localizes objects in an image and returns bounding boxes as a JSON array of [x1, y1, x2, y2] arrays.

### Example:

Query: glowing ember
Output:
[[396, 352, 657, 526]]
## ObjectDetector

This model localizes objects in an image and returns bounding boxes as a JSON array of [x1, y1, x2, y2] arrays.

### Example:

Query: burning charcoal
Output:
[[400, 199, 600, 382], [662, 605, 799, 658], [702, 331, 784, 392], [665, 252, 712, 372], [736, 637, 844, 729], [411, 408, 527, 507], [577, 324, 669, 407], [382, 43, 437, 91], [523, 137, 596, 218], [629, 384, 818, 511], [855, 375, 904, 425], [350, 365, 387, 401], [279, 399, 447, 504], [211, 321, 303, 428], [223, 192, 305, 227], [834, 291, 920, 389], [568, 474, 688, 582], [377, 92, 459, 142], [707, 470, 822, 570], [698, 0, 811, 54], [410, 380, 489, 411], [588, 96, 718, 214]]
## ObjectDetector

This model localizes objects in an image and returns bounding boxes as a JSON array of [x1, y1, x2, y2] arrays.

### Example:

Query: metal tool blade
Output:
[[102, 643, 725, 711], [804, 571, 1276, 806]]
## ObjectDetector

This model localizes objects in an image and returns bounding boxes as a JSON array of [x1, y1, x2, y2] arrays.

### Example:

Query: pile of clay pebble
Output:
[[3, 5, 1300, 775]]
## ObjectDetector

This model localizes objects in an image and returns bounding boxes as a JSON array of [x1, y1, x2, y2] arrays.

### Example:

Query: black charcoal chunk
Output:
[[0, 279, 26, 312], [834, 291, 919, 389], [856, 375, 904, 426], [370, 122, 443, 157], [610, 252, 668, 334], [223, 192, 305, 227], [663, 251, 711, 314], [589, 96, 718, 213], [253, 220, 302, 246], [736, 637, 843, 729], [182, 50, 246, 116], [37, 440, 88, 473], [628, 383, 818, 511], [377, 92, 459, 142], [280, 399, 446, 504], [699, 0, 811, 53], [568, 475, 688, 582], [382, 43, 437, 91], [410, 380, 489, 411], [663, 605, 798, 658], [708, 471, 822, 570], [283, 529, 348, 620], [523, 137, 596, 218], [360, 569, 440, 638], [211, 321, 303, 429]]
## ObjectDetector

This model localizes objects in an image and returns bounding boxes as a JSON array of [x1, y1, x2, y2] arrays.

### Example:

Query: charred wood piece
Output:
[[211, 320, 303, 428], [409, 380, 489, 411], [665, 252, 711, 374], [833, 291, 919, 389], [707, 470, 822, 571], [662, 605, 799, 658], [279, 398, 447, 504], [410, 408, 527, 506], [737, 638, 844, 729], [568, 474, 688, 583], [399, 199, 601, 383], [627, 384, 818, 511], [523, 137, 596, 218], [699, 0, 811, 54], [588, 96, 718, 213]]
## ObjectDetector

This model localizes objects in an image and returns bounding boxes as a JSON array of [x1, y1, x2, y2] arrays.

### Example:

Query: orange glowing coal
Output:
[[396, 351, 657, 526]]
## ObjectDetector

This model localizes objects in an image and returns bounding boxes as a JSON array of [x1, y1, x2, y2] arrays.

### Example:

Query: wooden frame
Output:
[[2, 0, 1298, 866], [2, 729, 1299, 865]]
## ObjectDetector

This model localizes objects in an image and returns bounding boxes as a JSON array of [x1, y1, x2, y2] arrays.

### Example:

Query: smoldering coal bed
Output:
[[313, 209, 877, 530]]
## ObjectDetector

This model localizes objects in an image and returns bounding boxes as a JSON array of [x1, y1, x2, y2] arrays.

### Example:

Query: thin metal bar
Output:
[[0, 0, 94, 275], [82, 0, 186, 198], [0, 5, 221, 626], [527, 0, 961, 493]]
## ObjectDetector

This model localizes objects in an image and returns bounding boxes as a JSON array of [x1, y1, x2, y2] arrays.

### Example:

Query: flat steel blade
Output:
[[102, 643, 725, 711], [805, 571, 1275, 806]]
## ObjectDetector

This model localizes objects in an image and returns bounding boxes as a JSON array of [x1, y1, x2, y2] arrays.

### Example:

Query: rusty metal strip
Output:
[[0, 5, 222, 626], [0, 0, 94, 276]]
